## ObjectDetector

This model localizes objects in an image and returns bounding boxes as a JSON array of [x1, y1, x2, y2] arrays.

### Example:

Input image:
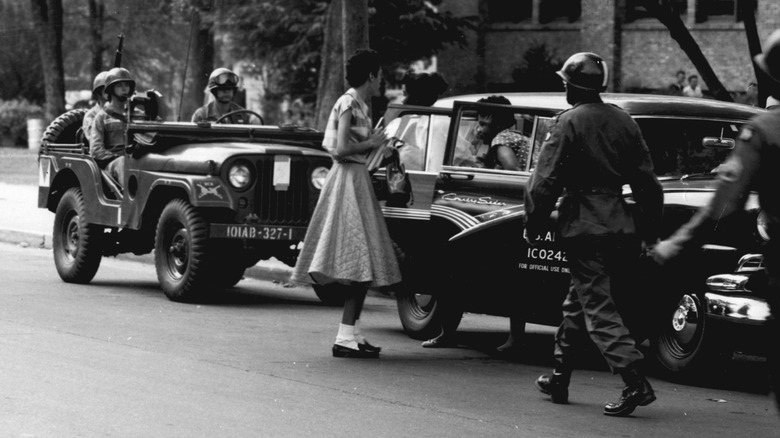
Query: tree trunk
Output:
[[179, 8, 214, 122], [341, 0, 369, 88], [30, 0, 66, 122], [641, 1, 732, 102], [87, 0, 105, 78], [740, 0, 765, 106], [315, 0, 344, 131]]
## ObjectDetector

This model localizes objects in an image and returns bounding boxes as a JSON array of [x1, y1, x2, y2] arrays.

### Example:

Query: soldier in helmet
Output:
[[653, 29, 780, 415], [89, 66, 135, 187], [191, 68, 252, 124], [524, 52, 663, 416], [82, 70, 108, 135]]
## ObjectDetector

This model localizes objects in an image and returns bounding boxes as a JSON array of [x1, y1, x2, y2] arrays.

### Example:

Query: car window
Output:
[[385, 113, 430, 171], [636, 118, 739, 177], [448, 106, 535, 172]]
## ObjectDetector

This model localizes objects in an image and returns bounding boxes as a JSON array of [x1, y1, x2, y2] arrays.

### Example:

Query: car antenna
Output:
[[177, 9, 197, 122]]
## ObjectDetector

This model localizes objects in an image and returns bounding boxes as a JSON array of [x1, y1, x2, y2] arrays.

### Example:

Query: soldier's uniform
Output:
[[528, 51, 661, 417], [525, 98, 663, 372], [654, 29, 780, 414]]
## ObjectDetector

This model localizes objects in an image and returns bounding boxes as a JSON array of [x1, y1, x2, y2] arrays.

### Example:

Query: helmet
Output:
[[208, 67, 239, 92], [556, 52, 608, 92], [755, 30, 780, 86], [92, 71, 109, 94], [104, 67, 136, 96]]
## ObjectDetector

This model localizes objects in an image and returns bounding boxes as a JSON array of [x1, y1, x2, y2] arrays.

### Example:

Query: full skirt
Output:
[[291, 162, 402, 288]]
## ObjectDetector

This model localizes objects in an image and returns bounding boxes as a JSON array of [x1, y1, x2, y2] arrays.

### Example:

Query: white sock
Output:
[[354, 319, 366, 344], [335, 323, 358, 349]]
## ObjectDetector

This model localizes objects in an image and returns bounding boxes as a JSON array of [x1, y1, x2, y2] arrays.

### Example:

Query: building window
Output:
[[487, 0, 532, 23], [626, 0, 687, 22], [695, 0, 741, 23], [539, 0, 581, 23]]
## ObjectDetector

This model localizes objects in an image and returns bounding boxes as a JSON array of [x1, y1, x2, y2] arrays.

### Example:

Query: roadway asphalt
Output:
[[0, 182, 295, 284]]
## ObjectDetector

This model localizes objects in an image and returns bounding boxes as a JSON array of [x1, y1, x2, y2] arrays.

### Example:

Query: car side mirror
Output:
[[702, 136, 735, 150]]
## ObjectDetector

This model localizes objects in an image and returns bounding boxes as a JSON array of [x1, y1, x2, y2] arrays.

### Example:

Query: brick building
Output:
[[436, 0, 780, 100]]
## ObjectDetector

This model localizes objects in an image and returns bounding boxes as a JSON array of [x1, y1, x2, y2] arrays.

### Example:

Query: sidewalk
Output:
[[0, 182, 295, 284]]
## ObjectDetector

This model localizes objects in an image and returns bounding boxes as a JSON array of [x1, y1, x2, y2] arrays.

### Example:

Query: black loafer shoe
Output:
[[535, 374, 569, 404], [358, 341, 381, 354], [332, 344, 380, 358]]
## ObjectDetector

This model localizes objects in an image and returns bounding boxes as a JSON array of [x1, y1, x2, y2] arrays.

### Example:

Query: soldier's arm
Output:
[[654, 126, 761, 262], [88, 114, 117, 165], [524, 118, 569, 235], [627, 131, 664, 244]]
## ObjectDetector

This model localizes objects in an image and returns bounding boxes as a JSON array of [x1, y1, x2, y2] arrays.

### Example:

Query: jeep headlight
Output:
[[228, 161, 254, 191], [311, 166, 330, 190]]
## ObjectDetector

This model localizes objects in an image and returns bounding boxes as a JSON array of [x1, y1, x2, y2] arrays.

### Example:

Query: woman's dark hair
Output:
[[345, 49, 381, 88], [403, 71, 449, 106], [477, 95, 514, 130]]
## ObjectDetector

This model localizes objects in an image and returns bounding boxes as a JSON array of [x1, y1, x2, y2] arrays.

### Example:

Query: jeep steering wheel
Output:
[[215, 110, 265, 125]]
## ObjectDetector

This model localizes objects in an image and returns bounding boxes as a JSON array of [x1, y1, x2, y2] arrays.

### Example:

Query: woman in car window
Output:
[[473, 95, 528, 171]]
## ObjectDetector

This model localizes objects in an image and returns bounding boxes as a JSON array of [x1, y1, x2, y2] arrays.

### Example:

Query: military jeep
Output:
[[38, 101, 332, 302]]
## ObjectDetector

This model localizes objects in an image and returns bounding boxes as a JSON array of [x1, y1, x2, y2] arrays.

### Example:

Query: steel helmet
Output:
[[557, 52, 608, 92], [755, 30, 780, 86], [92, 71, 109, 94], [104, 67, 136, 96], [207, 67, 239, 92]]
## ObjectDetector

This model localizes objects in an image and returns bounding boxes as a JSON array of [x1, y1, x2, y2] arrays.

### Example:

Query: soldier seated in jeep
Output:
[[89, 67, 136, 188]]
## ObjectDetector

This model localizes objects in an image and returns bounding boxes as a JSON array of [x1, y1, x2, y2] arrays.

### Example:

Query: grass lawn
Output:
[[0, 147, 39, 186]]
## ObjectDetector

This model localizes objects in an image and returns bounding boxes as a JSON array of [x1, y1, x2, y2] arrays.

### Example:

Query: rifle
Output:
[[114, 34, 124, 68]]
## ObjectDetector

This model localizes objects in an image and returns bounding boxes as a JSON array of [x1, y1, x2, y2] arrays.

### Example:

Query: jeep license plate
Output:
[[211, 224, 305, 241]]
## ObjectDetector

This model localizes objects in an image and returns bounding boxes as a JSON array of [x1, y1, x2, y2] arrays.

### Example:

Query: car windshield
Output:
[[635, 118, 740, 177]]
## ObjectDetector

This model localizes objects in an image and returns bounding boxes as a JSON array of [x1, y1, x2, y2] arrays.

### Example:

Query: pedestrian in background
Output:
[[524, 52, 663, 416], [292, 49, 401, 359], [683, 74, 703, 98], [653, 29, 780, 415], [668, 69, 686, 96]]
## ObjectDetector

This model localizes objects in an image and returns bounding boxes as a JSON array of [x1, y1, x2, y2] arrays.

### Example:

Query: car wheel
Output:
[[155, 199, 212, 302], [396, 292, 463, 340], [653, 293, 728, 377], [313, 283, 345, 306], [52, 188, 102, 283]]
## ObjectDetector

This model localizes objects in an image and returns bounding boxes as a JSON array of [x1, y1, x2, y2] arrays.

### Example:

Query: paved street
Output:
[[0, 242, 777, 437]]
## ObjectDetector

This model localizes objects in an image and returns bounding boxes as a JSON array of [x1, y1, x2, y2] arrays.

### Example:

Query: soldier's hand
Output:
[[650, 239, 680, 266]]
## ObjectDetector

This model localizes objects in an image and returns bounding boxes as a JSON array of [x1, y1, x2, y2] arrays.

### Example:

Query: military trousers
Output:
[[554, 234, 644, 373]]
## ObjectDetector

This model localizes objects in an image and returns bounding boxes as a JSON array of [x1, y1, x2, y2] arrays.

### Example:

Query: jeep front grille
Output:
[[253, 156, 313, 226]]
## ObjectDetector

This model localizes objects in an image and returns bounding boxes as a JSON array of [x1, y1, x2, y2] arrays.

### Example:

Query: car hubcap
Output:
[[64, 214, 80, 261], [668, 294, 701, 355], [167, 228, 189, 279]]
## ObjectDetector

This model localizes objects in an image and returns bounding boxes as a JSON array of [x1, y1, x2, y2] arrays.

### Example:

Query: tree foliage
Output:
[[220, 0, 474, 102]]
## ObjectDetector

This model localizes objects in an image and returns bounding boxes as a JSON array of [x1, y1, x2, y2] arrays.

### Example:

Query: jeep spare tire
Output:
[[42, 108, 88, 145]]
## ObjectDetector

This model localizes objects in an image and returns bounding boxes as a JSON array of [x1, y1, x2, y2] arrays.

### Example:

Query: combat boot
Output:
[[535, 369, 570, 404], [604, 366, 656, 417]]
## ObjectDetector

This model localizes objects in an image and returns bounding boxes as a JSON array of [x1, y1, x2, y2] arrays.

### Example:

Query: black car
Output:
[[377, 93, 767, 377]]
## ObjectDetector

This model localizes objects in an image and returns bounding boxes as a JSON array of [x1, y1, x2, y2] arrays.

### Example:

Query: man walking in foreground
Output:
[[524, 52, 663, 416]]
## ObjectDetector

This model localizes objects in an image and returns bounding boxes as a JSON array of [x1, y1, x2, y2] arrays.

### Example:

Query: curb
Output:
[[0, 228, 295, 284]]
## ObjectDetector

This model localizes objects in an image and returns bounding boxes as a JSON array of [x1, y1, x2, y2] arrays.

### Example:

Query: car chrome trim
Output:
[[705, 292, 771, 322], [382, 206, 431, 220], [431, 205, 479, 230], [449, 209, 526, 241]]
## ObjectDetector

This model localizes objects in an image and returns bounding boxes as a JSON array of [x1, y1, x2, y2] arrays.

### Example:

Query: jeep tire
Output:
[[52, 188, 103, 283], [155, 199, 213, 302]]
